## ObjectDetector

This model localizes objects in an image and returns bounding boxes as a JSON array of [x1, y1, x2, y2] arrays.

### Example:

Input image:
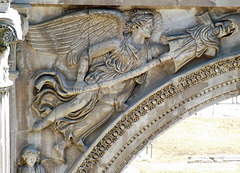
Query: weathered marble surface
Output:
[[5, 2, 240, 173], [10, 0, 240, 7]]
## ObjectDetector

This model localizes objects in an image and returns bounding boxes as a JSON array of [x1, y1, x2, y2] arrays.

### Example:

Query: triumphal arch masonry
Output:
[[1, 0, 240, 172]]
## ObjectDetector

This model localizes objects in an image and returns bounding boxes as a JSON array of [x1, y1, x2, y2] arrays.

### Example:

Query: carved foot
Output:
[[55, 141, 68, 163], [116, 103, 128, 111], [76, 138, 86, 152], [32, 118, 54, 131]]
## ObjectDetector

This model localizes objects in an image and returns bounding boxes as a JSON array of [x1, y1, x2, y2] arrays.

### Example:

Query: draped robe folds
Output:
[[165, 24, 220, 72], [17, 164, 46, 173], [32, 39, 151, 142]]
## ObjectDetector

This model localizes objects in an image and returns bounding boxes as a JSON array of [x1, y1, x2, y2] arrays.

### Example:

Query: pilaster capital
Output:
[[0, 7, 22, 46], [0, 5, 22, 88]]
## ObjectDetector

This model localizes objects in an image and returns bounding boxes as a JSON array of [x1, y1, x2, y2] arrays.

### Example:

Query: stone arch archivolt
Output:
[[71, 53, 240, 173]]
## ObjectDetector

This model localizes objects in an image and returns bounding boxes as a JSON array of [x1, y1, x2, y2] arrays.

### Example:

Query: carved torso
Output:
[[86, 40, 150, 82], [85, 40, 151, 108]]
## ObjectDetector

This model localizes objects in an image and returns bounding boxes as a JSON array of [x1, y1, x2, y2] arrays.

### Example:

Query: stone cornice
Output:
[[10, 0, 240, 7]]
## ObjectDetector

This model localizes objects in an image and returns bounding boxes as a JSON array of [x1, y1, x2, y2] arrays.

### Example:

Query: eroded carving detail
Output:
[[28, 9, 168, 162]]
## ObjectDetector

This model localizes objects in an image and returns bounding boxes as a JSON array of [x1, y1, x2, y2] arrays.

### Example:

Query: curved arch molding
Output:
[[70, 52, 240, 173]]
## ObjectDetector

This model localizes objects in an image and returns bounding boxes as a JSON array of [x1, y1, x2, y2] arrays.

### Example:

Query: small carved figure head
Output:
[[21, 146, 40, 167], [125, 10, 154, 37]]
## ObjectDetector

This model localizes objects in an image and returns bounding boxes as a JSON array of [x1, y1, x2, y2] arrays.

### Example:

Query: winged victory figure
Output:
[[27, 9, 168, 162]]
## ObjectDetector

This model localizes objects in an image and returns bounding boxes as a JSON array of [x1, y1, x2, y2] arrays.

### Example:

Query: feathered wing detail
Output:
[[151, 11, 163, 39], [26, 9, 125, 65]]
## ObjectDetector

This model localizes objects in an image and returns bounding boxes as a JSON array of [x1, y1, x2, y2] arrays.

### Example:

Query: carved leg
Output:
[[32, 91, 96, 131], [55, 139, 71, 163], [55, 138, 86, 162], [71, 103, 115, 148]]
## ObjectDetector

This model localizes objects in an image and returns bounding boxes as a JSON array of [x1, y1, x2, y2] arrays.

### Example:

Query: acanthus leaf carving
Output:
[[0, 8, 21, 89]]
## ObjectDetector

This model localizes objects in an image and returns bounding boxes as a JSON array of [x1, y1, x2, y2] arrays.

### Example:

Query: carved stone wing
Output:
[[26, 9, 124, 65]]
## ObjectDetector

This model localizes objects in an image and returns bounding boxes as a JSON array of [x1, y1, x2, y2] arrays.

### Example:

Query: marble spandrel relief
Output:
[[28, 9, 168, 163], [22, 8, 239, 171]]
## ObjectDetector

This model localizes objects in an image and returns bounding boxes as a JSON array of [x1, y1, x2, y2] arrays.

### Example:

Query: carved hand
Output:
[[215, 20, 236, 38], [159, 52, 171, 63]]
